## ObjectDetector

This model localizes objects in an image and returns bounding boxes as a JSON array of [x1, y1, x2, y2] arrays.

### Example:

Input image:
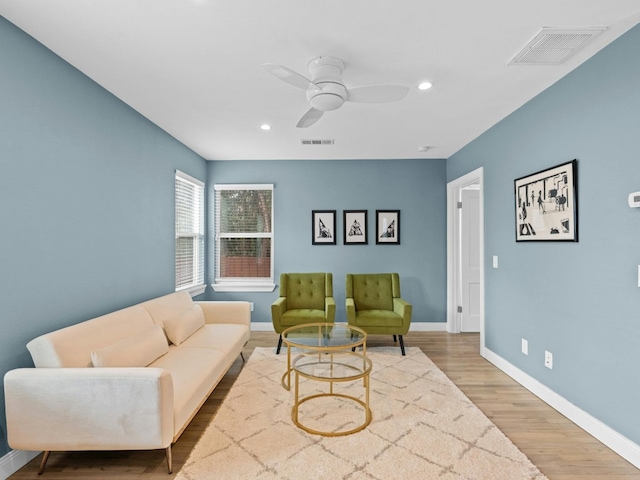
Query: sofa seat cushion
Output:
[[353, 310, 403, 328], [163, 304, 205, 346], [91, 325, 169, 368], [281, 309, 326, 326], [149, 347, 228, 435], [178, 324, 249, 364]]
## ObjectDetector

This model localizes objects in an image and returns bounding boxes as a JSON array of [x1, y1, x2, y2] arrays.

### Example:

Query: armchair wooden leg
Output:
[[276, 334, 283, 354], [37, 451, 51, 475], [399, 335, 406, 356], [165, 445, 173, 474], [393, 335, 397, 343]]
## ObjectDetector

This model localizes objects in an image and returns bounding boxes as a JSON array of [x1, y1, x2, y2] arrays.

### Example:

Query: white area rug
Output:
[[176, 347, 547, 480]]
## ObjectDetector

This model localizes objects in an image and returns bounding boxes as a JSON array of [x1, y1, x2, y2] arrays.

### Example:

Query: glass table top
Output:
[[281, 323, 366, 350]]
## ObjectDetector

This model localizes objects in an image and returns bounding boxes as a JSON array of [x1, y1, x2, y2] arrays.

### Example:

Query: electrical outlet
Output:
[[250, 302, 254, 312], [521, 338, 528, 355], [544, 351, 553, 369]]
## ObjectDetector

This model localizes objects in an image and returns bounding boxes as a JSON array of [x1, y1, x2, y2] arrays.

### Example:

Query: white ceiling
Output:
[[2, 1, 640, 161]]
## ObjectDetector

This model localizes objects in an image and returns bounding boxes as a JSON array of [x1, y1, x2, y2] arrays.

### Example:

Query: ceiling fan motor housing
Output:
[[306, 56, 347, 111]]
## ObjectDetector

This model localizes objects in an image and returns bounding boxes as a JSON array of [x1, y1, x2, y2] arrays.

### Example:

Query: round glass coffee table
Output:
[[280, 323, 367, 391], [291, 350, 372, 436]]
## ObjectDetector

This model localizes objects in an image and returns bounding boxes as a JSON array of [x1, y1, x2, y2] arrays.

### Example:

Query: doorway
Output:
[[446, 168, 485, 353]]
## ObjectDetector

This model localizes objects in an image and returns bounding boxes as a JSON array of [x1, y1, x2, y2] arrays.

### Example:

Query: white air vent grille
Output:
[[509, 28, 606, 65], [300, 139, 335, 145]]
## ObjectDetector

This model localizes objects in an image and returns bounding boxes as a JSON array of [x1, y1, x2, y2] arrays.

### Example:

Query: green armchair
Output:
[[271, 272, 336, 354], [346, 273, 412, 355]]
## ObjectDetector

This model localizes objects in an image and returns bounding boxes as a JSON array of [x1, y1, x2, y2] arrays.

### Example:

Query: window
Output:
[[213, 184, 275, 292], [175, 170, 205, 295]]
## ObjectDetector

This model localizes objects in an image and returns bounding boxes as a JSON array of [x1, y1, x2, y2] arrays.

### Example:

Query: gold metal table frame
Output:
[[280, 323, 367, 391], [291, 350, 372, 437]]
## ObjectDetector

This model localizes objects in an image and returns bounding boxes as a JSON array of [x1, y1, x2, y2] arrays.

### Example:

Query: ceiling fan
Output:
[[262, 56, 409, 128]]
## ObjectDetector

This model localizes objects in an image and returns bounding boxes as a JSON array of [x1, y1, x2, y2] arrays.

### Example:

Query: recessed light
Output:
[[418, 81, 433, 91], [418, 146, 430, 152], [260, 124, 272, 131]]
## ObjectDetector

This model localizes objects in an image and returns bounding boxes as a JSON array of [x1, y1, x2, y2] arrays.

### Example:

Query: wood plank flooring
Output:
[[8, 331, 640, 479]]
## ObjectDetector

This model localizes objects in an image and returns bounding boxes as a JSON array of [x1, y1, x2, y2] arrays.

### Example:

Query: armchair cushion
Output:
[[282, 272, 331, 310], [350, 274, 394, 311], [272, 273, 335, 335]]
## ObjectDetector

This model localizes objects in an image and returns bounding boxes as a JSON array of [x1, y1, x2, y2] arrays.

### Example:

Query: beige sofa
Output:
[[3, 291, 250, 474]]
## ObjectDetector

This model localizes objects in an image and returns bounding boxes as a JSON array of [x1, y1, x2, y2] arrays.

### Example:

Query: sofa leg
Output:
[[393, 335, 397, 343], [38, 451, 51, 475], [165, 446, 173, 474], [399, 335, 406, 356], [276, 335, 283, 354]]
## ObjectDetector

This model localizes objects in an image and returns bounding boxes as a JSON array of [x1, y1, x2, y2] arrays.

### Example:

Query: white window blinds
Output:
[[175, 171, 205, 292]]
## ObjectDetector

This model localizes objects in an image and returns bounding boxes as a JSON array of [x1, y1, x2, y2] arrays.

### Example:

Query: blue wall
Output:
[[0, 18, 206, 457], [447, 24, 640, 445], [207, 159, 448, 325]]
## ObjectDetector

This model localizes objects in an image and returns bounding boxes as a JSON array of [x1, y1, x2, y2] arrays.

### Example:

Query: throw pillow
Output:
[[163, 304, 205, 345], [91, 325, 169, 368]]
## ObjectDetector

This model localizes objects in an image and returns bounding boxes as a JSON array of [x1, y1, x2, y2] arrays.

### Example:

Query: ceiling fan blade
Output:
[[346, 85, 409, 103], [296, 108, 324, 128], [262, 63, 318, 90]]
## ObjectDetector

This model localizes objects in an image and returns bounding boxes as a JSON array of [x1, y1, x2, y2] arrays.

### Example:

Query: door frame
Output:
[[446, 167, 485, 353]]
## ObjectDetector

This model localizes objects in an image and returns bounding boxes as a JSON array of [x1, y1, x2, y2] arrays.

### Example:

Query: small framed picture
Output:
[[312, 210, 336, 245], [343, 210, 368, 245], [515, 159, 578, 242], [376, 210, 400, 244]]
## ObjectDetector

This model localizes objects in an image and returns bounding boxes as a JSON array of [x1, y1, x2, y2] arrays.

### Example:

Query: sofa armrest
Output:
[[196, 301, 251, 327], [4, 367, 174, 451]]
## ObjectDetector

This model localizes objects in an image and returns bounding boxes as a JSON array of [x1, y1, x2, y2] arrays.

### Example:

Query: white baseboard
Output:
[[0, 448, 40, 479], [250, 322, 447, 332], [483, 347, 640, 470], [409, 322, 447, 332]]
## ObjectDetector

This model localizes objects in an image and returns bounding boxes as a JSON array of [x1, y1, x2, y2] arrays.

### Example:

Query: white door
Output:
[[461, 188, 481, 332]]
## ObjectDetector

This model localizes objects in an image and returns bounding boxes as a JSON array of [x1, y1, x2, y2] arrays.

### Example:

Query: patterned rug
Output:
[[176, 347, 547, 480]]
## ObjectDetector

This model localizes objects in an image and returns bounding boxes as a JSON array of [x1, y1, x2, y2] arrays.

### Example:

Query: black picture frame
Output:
[[343, 210, 368, 245], [312, 210, 336, 245], [514, 159, 578, 242], [376, 210, 400, 244]]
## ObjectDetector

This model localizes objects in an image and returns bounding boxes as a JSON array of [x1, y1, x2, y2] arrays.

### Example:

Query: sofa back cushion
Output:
[[91, 325, 169, 367], [141, 291, 195, 330], [163, 304, 205, 345], [281, 273, 330, 310], [26, 305, 156, 368]]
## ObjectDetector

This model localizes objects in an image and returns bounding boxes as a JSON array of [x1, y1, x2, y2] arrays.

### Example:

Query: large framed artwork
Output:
[[343, 210, 368, 245], [312, 210, 336, 245], [514, 159, 578, 242], [376, 210, 400, 244]]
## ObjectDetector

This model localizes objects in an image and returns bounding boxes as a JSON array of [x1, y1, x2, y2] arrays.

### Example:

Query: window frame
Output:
[[175, 170, 206, 297], [212, 183, 275, 292]]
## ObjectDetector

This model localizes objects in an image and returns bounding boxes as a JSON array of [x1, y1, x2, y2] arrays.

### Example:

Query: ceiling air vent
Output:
[[300, 139, 335, 145], [509, 27, 606, 65]]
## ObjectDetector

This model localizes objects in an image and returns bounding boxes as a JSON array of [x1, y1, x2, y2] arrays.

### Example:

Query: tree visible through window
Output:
[[214, 184, 274, 291]]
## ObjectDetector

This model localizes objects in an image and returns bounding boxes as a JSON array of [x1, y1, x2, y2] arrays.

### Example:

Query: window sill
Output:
[[211, 282, 276, 293], [177, 284, 207, 297]]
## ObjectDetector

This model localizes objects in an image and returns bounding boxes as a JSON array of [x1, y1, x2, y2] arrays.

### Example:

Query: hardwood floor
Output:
[[9, 331, 640, 479]]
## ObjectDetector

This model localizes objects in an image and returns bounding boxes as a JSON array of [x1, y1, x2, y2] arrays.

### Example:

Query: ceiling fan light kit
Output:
[[263, 55, 409, 128]]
